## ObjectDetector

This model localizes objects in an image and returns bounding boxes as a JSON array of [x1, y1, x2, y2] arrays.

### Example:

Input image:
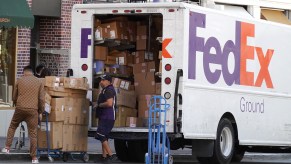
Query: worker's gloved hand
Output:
[[92, 102, 98, 109]]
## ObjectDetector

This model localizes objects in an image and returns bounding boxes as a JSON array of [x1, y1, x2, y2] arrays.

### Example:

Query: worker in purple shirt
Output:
[[93, 74, 118, 162]]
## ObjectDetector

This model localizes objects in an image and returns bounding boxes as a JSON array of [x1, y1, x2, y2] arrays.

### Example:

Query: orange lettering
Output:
[[255, 47, 274, 88], [240, 22, 254, 86]]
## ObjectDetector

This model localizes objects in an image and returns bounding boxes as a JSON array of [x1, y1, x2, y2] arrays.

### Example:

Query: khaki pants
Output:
[[6, 108, 38, 157]]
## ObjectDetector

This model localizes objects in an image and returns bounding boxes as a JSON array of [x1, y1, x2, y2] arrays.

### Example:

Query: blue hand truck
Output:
[[145, 95, 173, 164], [37, 111, 62, 162]]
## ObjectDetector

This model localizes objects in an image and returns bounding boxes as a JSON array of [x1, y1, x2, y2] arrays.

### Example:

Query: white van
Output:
[[70, 2, 291, 164]]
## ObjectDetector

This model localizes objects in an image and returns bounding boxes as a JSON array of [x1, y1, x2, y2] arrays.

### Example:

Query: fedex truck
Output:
[[70, 2, 291, 164]]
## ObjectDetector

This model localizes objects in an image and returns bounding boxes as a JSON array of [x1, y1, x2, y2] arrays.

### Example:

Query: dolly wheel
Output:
[[82, 153, 89, 163], [62, 152, 69, 162]]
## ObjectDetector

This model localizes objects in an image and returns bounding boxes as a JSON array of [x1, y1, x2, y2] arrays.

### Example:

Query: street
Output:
[[1, 137, 291, 163], [1, 151, 291, 163]]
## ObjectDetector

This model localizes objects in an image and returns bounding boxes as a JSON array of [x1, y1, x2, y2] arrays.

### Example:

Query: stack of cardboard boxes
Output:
[[113, 78, 137, 127], [93, 16, 163, 128], [38, 76, 89, 152]]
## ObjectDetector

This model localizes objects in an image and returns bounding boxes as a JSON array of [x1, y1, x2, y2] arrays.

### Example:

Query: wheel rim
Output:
[[220, 126, 233, 157]]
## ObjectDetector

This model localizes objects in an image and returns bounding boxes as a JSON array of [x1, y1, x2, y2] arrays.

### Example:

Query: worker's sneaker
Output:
[[32, 159, 39, 164], [1, 148, 9, 154], [107, 154, 118, 161]]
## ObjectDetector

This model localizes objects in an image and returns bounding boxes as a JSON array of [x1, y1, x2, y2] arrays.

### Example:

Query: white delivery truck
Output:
[[70, 2, 291, 164]]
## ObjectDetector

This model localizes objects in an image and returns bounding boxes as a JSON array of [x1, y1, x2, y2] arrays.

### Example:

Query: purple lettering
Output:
[[81, 28, 91, 58], [188, 12, 242, 85], [188, 12, 206, 80], [203, 37, 222, 84]]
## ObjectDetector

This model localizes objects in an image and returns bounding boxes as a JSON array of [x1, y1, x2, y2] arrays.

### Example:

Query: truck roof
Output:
[[73, 2, 196, 10]]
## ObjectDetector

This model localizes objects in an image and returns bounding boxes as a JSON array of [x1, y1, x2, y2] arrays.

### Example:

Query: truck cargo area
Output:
[[90, 13, 163, 135]]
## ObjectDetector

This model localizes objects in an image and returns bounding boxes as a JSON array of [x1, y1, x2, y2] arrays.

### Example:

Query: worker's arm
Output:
[[98, 98, 113, 108]]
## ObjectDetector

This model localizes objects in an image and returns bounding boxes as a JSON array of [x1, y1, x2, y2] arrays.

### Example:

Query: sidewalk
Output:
[[0, 137, 116, 161]]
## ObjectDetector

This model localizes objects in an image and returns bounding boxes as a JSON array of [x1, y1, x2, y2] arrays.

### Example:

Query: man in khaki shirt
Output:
[[1, 65, 45, 164]]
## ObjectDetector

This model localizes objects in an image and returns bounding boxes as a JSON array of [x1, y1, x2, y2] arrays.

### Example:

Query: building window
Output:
[[0, 28, 17, 107]]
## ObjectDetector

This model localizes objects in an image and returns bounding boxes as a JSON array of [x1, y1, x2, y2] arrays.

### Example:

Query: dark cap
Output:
[[100, 74, 112, 82]]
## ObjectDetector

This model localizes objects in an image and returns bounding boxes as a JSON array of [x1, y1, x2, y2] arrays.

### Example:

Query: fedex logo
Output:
[[188, 12, 274, 88]]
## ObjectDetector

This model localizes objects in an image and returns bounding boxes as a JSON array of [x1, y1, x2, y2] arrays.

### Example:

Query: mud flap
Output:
[[192, 139, 214, 157]]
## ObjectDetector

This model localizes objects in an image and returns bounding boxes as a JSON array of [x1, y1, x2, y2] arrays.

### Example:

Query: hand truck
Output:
[[145, 95, 173, 164]]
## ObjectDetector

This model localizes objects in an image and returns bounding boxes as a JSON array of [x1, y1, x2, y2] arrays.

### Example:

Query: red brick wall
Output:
[[16, 0, 32, 77], [38, 0, 83, 76], [16, 0, 83, 77], [16, 29, 31, 76]]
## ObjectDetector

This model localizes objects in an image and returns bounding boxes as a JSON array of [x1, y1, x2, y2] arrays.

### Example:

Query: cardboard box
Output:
[[62, 125, 74, 151], [105, 56, 118, 65], [119, 79, 133, 90], [42, 110, 64, 122], [156, 83, 161, 94], [136, 39, 147, 51], [136, 25, 147, 50], [138, 95, 160, 118], [45, 87, 87, 98], [134, 72, 156, 95], [115, 106, 137, 127], [62, 125, 88, 152], [134, 51, 147, 64], [63, 77, 88, 90], [45, 76, 60, 87], [64, 98, 89, 125], [128, 21, 137, 42], [127, 53, 134, 65], [126, 117, 143, 127], [134, 51, 154, 64], [115, 116, 127, 127], [137, 25, 147, 37], [95, 46, 108, 60], [116, 88, 137, 108], [118, 65, 133, 75], [38, 122, 63, 149], [133, 62, 147, 74], [110, 51, 128, 65], [126, 117, 137, 127], [51, 98, 66, 111], [101, 21, 124, 40], [147, 61, 156, 72], [138, 95, 152, 118]]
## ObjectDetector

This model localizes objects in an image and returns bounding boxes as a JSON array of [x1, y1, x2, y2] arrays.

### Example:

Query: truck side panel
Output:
[[183, 6, 291, 146]]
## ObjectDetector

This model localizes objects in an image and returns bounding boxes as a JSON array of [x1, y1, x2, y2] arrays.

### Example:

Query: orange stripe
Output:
[[162, 38, 172, 58]]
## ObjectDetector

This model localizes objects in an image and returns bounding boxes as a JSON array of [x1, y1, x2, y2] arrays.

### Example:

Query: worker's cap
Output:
[[100, 74, 112, 82]]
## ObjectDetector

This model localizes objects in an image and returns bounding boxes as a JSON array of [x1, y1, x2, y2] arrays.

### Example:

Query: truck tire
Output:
[[197, 118, 235, 164], [213, 118, 235, 164], [231, 147, 245, 162], [114, 139, 130, 162]]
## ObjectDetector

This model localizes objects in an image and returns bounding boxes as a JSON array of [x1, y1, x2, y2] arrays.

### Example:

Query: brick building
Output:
[[26, 0, 83, 77], [0, 0, 82, 106]]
